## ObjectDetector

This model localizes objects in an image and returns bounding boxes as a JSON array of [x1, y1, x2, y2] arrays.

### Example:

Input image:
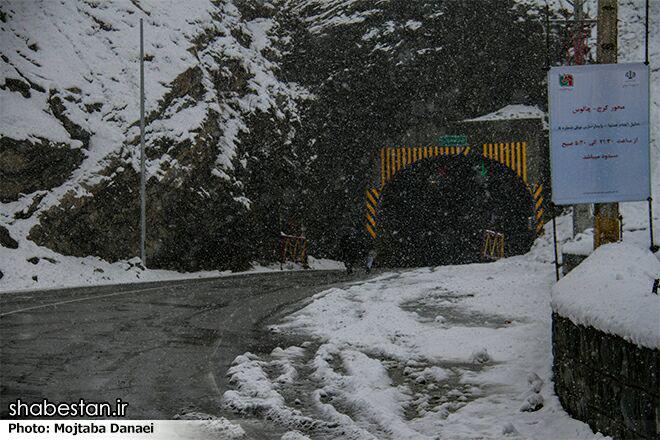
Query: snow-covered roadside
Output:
[[219, 224, 610, 439], [0, 248, 343, 294], [552, 242, 660, 350]]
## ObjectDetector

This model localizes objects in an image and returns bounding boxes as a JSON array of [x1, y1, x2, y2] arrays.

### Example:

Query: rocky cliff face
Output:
[[1, 0, 309, 270]]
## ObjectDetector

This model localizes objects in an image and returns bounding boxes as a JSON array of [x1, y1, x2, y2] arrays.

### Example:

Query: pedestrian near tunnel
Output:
[[339, 227, 362, 274]]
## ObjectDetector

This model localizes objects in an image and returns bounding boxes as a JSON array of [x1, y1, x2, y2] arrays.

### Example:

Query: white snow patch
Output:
[[0, 237, 343, 293], [562, 230, 594, 256], [307, 256, 345, 271], [270, 255, 608, 439], [405, 20, 422, 31], [281, 431, 310, 440], [465, 104, 546, 122], [0, 89, 74, 144], [173, 412, 247, 439], [552, 242, 660, 349]]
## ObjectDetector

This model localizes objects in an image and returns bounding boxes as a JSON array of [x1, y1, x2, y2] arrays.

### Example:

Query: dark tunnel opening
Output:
[[377, 155, 536, 267]]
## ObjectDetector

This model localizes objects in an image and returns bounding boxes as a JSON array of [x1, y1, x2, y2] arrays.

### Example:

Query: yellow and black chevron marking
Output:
[[367, 143, 532, 239], [482, 142, 527, 183], [380, 146, 471, 188], [532, 183, 545, 235], [365, 187, 380, 239]]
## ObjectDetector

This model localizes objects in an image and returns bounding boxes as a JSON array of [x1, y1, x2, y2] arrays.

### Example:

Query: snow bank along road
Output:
[[0, 270, 358, 421], [220, 256, 609, 440]]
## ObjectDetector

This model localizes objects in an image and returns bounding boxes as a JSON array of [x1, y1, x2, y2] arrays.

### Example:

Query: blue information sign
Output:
[[549, 63, 650, 205]]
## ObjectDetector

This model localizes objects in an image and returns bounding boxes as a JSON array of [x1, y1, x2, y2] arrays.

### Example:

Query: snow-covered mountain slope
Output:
[[285, 0, 541, 39], [1, 0, 304, 188], [1, 0, 309, 273], [3, 0, 213, 198]]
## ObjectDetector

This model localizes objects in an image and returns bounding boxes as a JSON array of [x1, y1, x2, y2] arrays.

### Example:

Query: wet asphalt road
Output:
[[0, 270, 360, 420]]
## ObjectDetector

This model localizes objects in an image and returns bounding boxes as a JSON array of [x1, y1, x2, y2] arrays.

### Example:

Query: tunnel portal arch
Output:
[[364, 144, 547, 267]]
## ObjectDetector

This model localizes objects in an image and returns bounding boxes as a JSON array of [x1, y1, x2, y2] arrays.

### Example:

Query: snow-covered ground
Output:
[[0, 253, 343, 293], [218, 220, 619, 439], [220, 195, 658, 440]]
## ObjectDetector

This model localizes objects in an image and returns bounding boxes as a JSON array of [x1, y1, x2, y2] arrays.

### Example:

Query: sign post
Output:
[[139, 18, 146, 267], [593, 0, 620, 248]]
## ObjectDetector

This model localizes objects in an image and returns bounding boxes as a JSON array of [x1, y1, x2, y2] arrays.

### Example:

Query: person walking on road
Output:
[[339, 228, 361, 274], [366, 249, 377, 273]]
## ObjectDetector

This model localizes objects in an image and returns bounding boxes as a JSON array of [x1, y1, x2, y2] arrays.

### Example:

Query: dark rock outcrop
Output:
[[29, 165, 254, 272], [0, 137, 84, 202], [48, 91, 92, 149], [0, 225, 19, 249]]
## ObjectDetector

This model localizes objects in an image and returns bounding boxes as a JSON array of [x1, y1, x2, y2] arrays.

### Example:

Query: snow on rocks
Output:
[[0, 88, 74, 144], [562, 230, 595, 257], [0, 0, 311, 277], [551, 242, 660, 350], [520, 391, 544, 412], [501, 421, 519, 436], [465, 104, 547, 122], [520, 372, 545, 413], [408, 366, 451, 384], [469, 348, 492, 365], [0, 0, 216, 171], [527, 372, 544, 394]]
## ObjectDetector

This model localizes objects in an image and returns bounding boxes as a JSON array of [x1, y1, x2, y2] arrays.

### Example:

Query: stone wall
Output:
[[561, 252, 588, 276], [552, 313, 659, 439]]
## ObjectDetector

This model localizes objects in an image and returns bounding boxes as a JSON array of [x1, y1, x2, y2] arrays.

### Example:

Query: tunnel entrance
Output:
[[378, 155, 535, 267]]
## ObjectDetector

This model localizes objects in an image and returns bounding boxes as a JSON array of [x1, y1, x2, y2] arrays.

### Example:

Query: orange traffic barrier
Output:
[[482, 230, 505, 260], [279, 233, 309, 268]]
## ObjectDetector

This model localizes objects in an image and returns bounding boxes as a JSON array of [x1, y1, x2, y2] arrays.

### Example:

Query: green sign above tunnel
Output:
[[438, 135, 468, 146]]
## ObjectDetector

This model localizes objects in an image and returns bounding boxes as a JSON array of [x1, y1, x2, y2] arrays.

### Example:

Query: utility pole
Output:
[[570, 0, 594, 236], [594, 0, 620, 248], [139, 18, 147, 266], [572, 0, 585, 64]]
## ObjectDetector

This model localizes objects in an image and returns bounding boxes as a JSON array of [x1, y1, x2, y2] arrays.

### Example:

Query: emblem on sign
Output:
[[559, 74, 574, 87]]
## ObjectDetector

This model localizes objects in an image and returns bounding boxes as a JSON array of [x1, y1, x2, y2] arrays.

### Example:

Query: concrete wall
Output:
[[552, 313, 659, 439]]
